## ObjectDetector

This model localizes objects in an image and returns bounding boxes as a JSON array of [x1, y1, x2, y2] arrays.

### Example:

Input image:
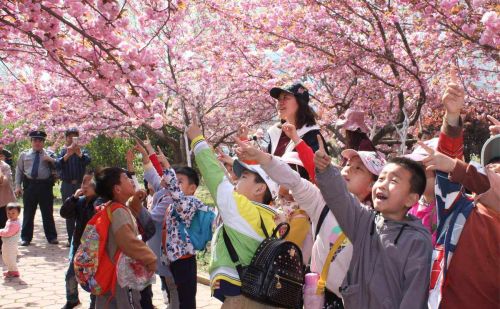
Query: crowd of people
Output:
[[0, 75, 498, 309]]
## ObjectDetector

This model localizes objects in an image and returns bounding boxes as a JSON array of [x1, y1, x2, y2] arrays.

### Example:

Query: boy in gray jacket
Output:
[[314, 140, 432, 308]]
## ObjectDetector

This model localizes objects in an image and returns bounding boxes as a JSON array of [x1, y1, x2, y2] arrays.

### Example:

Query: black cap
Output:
[[29, 130, 47, 140], [65, 128, 80, 137], [270, 83, 310, 105]]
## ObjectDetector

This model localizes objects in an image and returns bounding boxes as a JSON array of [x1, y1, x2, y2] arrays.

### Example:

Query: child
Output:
[[314, 141, 432, 308], [422, 74, 499, 308], [93, 167, 157, 309], [135, 141, 179, 308], [236, 140, 386, 308], [0, 203, 21, 278], [186, 118, 279, 308], [162, 163, 206, 309], [421, 137, 499, 308], [60, 172, 97, 309]]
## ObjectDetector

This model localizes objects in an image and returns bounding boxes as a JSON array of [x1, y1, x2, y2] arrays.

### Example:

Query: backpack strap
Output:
[[106, 202, 128, 296], [316, 233, 346, 295], [222, 226, 244, 276], [222, 215, 268, 276], [315, 205, 329, 239], [172, 208, 188, 242]]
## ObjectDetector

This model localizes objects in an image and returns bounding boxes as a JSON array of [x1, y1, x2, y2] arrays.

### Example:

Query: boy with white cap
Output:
[[186, 119, 279, 308]]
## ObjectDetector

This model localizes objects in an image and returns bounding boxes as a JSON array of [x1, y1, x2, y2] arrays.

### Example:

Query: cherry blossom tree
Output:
[[0, 1, 279, 162], [1, 0, 498, 161], [204, 0, 499, 150]]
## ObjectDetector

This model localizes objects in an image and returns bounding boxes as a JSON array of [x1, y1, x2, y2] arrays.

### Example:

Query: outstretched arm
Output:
[[314, 136, 370, 242]]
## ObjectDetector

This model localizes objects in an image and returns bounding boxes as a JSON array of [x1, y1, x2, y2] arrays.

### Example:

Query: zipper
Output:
[[274, 273, 303, 288]]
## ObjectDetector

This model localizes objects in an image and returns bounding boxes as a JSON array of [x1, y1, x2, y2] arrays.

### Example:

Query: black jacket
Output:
[[60, 195, 97, 254]]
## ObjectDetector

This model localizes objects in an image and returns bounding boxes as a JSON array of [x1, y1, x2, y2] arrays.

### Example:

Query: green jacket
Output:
[[191, 136, 276, 290]]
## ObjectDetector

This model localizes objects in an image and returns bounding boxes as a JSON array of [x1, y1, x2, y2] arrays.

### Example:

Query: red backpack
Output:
[[74, 202, 124, 295]]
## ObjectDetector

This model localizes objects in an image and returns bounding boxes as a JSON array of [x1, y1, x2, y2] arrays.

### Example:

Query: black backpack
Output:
[[223, 221, 305, 308]]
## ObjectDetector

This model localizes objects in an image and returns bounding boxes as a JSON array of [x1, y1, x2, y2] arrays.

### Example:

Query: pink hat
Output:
[[336, 109, 369, 134], [405, 138, 438, 162], [341, 149, 386, 176]]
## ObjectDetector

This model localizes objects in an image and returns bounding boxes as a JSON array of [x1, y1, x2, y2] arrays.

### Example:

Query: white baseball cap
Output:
[[341, 149, 386, 176], [233, 160, 279, 200]]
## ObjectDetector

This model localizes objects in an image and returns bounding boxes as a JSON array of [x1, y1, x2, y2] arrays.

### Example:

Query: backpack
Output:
[[173, 205, 216, 251], [223, 221, 305, 308], [74, 202, 124, 295]]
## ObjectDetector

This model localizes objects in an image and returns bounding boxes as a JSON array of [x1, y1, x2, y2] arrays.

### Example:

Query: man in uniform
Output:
[[15, 130, 58, 246], [55, 128, 91, 247]]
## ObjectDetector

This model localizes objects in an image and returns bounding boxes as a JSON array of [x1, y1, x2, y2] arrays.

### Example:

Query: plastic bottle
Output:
[[303, 272, 324, 309]]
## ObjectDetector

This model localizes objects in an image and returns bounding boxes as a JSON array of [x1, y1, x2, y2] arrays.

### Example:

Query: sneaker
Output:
[[20, 240, 30, 246], [9, 271, 20, 277], [4, 271, 20, 278], [61, 300, 81, 309]]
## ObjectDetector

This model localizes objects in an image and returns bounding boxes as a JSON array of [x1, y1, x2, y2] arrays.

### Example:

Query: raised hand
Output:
[[133, 141, 150, 165], [134, 140, 148, 156], [217, 147, 234, 166], [156, 146, 171, 169], [442, 68, 465, 125], [419, 141, 456, 173], [143, 136, 155, 155], [129, 189, 147, 214], [125, 149, 135, 163], [237, 124, 250, 140], [186, 112, 202, 141], [126, 149, 135, 172], [487, 115, 500, 136], [314, 134, 331, 172], [282, 123, 300, 144], [234, 138, 269, 164], [73, 188, 84, 198]]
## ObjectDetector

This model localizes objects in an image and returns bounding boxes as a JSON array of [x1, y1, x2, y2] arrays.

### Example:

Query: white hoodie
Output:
[[262, 156, 353, 297]]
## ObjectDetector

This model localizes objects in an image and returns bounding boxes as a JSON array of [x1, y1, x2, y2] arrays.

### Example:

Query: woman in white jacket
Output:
[[266, 83, 328, 157]]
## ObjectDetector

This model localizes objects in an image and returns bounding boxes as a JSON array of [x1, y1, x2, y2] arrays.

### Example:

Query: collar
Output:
[[267, 123, 320, 154], [251, 200, 278, 217]]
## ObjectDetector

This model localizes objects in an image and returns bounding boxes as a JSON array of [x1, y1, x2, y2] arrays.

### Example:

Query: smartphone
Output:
[[221, 145, 230, 155]]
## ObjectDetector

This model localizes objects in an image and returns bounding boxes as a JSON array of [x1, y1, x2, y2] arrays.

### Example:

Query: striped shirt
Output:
[[55, 147, 91, 183]]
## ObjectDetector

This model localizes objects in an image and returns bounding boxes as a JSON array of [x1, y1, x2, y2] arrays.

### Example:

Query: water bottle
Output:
[[303, 273, 324, 309]]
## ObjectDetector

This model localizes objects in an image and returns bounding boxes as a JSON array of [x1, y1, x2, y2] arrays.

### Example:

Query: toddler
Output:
[[0, 203, 21, 278]]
